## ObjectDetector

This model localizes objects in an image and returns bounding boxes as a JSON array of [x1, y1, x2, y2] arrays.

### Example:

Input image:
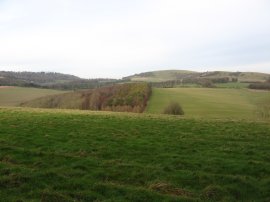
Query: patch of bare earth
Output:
[[0, 86, 14, 89], [149, 182, 193, 197]]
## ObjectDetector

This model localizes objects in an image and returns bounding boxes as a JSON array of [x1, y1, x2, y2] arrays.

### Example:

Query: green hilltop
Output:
[[123, 70, 198, 82], [124, 69, 270, 83]]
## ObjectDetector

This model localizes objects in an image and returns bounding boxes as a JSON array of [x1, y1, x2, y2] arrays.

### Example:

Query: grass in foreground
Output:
[[146, 87, 270, 119], [0, 108, 270, 201], [0, 87, 64, 106]]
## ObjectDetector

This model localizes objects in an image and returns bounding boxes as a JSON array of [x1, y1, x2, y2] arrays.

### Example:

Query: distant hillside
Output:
[[0, 71, 79, 85], [124, 70, 270, 83], [2, 70, 269, 90], [199, 71, 270, 82], [123, 70, 198, 82], [0, 71, 118, 90], [21, 83, 151, 113]]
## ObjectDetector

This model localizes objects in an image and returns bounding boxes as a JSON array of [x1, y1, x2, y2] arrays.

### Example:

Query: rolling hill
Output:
[[124, 70, 270, 83], [0, 71, 79, 86], [123, 70, 197, 82], [1, 70, 269, 90], [0, 71, 118, 90]]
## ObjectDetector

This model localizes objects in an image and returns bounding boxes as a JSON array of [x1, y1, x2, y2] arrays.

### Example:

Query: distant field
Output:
[[175, 82, 249, 88], [0, 108, 270, 201], [0, 87, 64, 106], [146, 88, 270, 119], [215, 82, 250, 88]]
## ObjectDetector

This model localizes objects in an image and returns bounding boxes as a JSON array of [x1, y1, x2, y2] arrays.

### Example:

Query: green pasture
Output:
[[215, 82, 250, 88], [0, 108, 269, 201], [146, 87, 270, 119]]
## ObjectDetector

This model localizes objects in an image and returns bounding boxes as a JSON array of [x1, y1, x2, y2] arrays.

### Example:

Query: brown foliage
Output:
[[81, 83, 151, 113], [149, 182, 192, 197]]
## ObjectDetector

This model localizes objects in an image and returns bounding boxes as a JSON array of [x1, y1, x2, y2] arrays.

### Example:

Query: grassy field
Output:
[[175, 82, 249, 88], [214, 82, 250, 89], [146, 88, 270, 119], [0, 108, 270, 201], [0, 87, 64, 106]]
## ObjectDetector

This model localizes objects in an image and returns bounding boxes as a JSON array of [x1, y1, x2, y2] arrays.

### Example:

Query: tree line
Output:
[[149, 77, 238, 88], [22, 83, 152, 113], [81, 83, 152, 112], [248, 77, 270, 90]]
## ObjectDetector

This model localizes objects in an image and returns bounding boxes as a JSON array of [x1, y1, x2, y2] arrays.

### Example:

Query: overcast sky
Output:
[[0, 0, 270, 78]]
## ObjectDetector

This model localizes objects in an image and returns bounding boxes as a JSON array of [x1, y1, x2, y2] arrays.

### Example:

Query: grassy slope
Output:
[[0, 108, 270, 201], [127, 70, 269, 82], [129, 70, 197, 82], [146, 88, 270, 119], [228, 72, 268, 82], [21, 91, 83, 109], [0, 87, 65, 107], [200, 71, 269, 82]]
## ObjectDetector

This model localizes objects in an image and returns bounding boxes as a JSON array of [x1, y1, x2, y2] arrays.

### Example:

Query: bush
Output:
[[256, 98, 270, 119], [249, 82, 270, 90], [199, 79, 215, 88], [163, 102, 184, 115]]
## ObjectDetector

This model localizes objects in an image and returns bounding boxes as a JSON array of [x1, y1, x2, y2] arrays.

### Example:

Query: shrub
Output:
[[163, 102, 184, 115], [199, 79, 215, 88], [256, 98, 270, 119], [249, 82, 270, 90]]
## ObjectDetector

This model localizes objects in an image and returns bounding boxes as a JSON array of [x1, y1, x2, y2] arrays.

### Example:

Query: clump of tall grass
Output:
[[256, 97, 270, 119]]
